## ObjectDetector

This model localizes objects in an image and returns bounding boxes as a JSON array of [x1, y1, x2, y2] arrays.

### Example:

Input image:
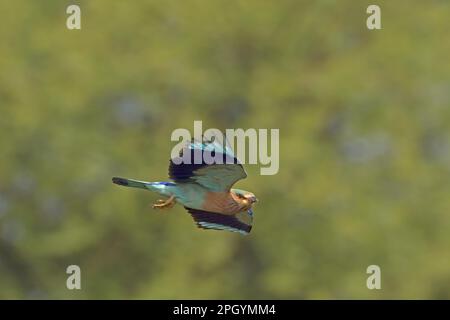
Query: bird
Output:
[[112, 139, 257, 235]]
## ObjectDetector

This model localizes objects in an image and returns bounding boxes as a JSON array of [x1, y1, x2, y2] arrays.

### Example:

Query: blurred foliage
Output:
[[0, 0, 449, 299]]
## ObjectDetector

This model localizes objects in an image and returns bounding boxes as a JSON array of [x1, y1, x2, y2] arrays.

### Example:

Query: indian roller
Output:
[[112, 140, 257, 235]]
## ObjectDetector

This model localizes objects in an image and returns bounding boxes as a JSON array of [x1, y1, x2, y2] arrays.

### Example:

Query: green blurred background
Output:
[[0, 0, 449, 299]]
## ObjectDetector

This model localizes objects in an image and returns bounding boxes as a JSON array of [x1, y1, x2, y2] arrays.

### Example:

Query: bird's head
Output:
[[231, 188, 258, 205]]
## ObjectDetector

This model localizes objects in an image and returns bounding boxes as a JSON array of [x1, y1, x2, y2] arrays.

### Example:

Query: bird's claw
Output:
[[152, 195, 176, 210]]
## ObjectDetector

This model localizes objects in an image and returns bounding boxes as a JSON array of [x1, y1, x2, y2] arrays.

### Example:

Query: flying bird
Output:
[[112, 140, 257, 235]]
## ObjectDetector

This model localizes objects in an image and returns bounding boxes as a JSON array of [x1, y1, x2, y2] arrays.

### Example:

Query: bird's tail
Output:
[[112, 177, 175, 196], [112, 177, 150, 189]]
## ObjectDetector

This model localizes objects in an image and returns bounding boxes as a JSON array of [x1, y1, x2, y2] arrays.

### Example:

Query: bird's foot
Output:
[[152, 195, 176, 210]]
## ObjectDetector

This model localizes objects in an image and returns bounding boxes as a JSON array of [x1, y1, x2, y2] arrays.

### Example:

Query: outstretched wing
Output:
[[169, 140, 247, 192], [185, 207, 253, 235]]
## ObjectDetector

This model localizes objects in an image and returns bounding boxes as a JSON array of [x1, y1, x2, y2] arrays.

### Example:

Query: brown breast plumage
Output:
[[201, 192, 246, 215]]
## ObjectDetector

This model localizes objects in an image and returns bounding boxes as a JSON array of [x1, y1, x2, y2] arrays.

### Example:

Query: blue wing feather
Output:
[[169, 139, 247, 191]]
